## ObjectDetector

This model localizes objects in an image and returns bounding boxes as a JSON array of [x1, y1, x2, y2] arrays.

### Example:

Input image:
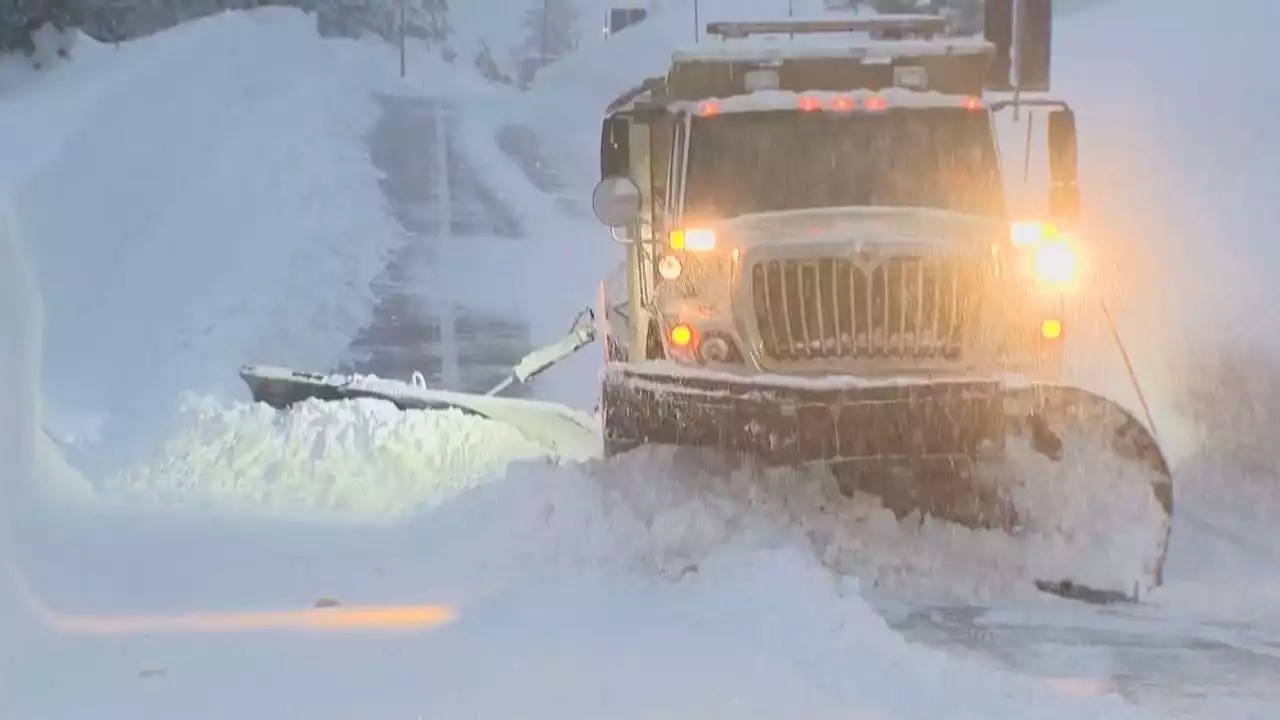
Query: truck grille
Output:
[[749, 257, 980, 361]]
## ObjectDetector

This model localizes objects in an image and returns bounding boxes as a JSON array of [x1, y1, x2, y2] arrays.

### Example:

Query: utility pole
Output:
[[541, 0, 550, 61], [693, 0, 699, 41], [399, 0, 406, 78]]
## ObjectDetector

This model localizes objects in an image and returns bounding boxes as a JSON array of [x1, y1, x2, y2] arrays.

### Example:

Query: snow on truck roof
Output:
[[671, 35, 992, 64], [605, 18, 994, 113], [674, 17, 992, 64]]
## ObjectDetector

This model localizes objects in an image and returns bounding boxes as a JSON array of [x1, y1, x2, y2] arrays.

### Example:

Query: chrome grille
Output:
[[749, 257, 980, 361]]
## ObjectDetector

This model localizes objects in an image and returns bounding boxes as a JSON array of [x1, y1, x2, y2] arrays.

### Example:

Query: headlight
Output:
[[1011, 220, 1054, 247], [1032, 240, 1078, 285]]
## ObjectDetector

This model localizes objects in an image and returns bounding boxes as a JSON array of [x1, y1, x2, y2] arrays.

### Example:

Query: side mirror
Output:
[[592, 176, 642, 228], [1048, 108, 1080, 219]]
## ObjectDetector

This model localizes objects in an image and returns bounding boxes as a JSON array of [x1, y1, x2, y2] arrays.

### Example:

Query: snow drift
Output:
[[105, 394, 557, 520], [0, 10, 406, 474]]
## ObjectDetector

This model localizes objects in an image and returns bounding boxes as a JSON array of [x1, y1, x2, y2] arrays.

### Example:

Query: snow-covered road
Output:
[[342, 94, 533, 395], [882, 580, 1280, 718]]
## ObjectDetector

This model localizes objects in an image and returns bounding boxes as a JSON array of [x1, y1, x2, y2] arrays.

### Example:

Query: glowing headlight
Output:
[[1033, 241, 1079, 285], [1011, 220, 1055, 247], [669, 228, 716, 252]]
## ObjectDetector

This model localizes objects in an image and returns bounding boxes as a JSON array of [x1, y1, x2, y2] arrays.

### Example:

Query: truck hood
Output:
[[711, 206, 1004, 254]]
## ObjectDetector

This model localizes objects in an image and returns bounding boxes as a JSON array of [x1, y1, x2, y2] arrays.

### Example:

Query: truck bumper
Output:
[[600, 361, 1005, 467]]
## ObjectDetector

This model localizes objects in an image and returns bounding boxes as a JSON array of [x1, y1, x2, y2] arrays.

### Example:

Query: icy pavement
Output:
[[870, 459, 1280, 719], [881, 597, 1280, 718], [342, 95, 532, 396]]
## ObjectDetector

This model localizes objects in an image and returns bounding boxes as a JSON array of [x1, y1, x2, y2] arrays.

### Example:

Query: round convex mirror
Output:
[[591, 176, 642, 227]]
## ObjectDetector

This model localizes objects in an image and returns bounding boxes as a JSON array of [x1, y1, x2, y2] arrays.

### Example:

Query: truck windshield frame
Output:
[[682, 108, 1005, 220]]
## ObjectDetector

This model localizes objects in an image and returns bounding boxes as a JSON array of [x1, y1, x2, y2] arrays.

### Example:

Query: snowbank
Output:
[[0, 9, 406, 473]]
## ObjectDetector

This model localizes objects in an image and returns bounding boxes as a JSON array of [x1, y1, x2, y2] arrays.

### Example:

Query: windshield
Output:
[[683, 108, 1005, 219]]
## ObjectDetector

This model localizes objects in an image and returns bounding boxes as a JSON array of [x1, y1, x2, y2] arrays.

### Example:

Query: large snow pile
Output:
[[565, 444, 1167, 603], [105, 395, 554, 519], [0, 10, 406, 474]]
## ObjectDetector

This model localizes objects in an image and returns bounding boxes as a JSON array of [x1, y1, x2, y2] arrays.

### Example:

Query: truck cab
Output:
[[593, 7, 1080, 382]]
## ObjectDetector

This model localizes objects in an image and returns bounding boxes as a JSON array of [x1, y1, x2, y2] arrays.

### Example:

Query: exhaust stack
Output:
[[984, 0, 1054, 92]]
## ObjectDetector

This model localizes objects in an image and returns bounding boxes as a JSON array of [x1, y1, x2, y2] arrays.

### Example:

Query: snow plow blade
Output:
[[601, 363, 1173, 600], [240, 365, 601, 462]]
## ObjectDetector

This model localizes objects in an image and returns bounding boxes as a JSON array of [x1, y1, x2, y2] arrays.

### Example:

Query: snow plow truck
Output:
[[240, 0, 1174, 603]]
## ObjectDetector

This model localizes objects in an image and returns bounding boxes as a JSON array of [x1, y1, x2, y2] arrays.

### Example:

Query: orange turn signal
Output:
[[669, 323, 694, 347], [1040, 319, 1063, 340]]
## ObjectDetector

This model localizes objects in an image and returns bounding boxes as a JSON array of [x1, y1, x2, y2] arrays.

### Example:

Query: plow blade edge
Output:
[[1004, 382, 1174, 593], [240, 364, 601, 462]]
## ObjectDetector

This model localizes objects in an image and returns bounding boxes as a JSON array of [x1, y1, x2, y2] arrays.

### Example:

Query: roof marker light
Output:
[[698, 101, 720, 116], [962, 96, 983, 111], [798, 96, 823, 112], [831, 96, 856, 112], [864, 94, 888, 111]]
